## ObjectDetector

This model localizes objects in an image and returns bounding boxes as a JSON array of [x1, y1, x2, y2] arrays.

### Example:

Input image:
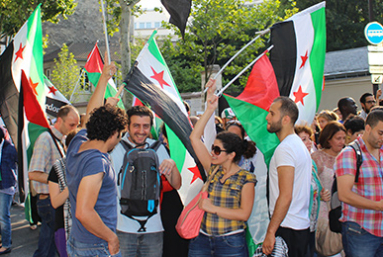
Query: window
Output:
[[139, 22, 145, 29], [146, 22, 152, 28], [80, 69, 91, 92], [154, 22, 161, 28]]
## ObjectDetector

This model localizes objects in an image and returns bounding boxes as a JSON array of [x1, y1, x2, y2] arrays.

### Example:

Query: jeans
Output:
[[67, 235, 121, 257], [117, 231, 163, 257], [188, 231, 248, 257], [342, 221, 383, 257], [33, 196, 57, 257], [0, 192, 13, 248]]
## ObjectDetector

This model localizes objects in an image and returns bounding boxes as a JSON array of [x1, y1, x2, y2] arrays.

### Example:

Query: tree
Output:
[[0, 0, 77, 37], [284, 0, 383, 51], [51, 43, 80, 99], [161, 0, 296, 94]]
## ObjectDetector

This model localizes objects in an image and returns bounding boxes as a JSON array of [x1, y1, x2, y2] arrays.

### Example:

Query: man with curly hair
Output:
[[66, 58, 127, 257]]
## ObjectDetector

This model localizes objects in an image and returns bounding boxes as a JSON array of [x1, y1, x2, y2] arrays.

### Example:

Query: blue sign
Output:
[[365, 22, 383, 45]]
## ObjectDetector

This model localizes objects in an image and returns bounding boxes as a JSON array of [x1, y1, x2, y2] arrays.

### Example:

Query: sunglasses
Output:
[[211, 145, 227, 155]]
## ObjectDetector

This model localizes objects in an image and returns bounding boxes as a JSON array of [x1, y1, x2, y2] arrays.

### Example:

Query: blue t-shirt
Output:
[[66, 129, 117, 244]]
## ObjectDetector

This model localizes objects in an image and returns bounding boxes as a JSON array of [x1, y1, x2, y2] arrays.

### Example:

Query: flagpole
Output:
[[216, 45, 274, 97], [100, 0, 111, 64], [69, 69, 85, 102], [204, 28, 270, 93]]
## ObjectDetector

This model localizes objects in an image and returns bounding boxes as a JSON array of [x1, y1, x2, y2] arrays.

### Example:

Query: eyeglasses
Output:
[[211, 145, 227, 155], [366, 100, 376, 104]]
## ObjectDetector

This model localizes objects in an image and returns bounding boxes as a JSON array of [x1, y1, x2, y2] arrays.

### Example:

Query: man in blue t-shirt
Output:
[[66, 60, 128, 257]]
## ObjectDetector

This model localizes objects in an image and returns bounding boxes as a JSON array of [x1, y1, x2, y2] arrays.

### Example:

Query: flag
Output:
[[161, 0, 192, 38], [223, 52, 279, 254], [44, 75, 71, 117], [124, 31, 205, 205], [84, 42, 124, 109], [270, 1, 326, 124]]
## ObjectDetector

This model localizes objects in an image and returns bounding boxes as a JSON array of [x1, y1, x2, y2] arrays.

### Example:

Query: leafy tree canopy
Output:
[[0, 0, 77, 36]]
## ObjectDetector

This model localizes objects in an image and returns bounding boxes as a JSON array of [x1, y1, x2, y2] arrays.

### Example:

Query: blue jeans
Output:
[[117, 231, 163, 257], [33, 196, 57, 257], [0, 192, 13, 248], [67, 235, 121, 257], [342, 221, 383, 257], [188, 231, 248, 257]]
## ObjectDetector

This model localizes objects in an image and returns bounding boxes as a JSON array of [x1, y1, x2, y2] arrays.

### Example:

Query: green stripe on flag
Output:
[[310, 7, 326, 111], [224, 95, 279, 166]]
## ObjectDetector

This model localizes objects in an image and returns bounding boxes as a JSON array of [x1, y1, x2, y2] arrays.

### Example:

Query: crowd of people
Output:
[[1, 59, 383, 257]]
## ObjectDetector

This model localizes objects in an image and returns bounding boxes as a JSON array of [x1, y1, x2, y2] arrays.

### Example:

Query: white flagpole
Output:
[[69, 69, 85, 102], [204, 28, 270, 93], [216, 45, 274, 97], [100, 0, 111, 64]]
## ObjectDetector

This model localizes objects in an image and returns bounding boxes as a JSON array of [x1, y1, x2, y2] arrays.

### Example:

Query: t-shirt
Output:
[[66, 129, 118, 244], [268, 133, 311, 230], [110, 134, 170, 234]]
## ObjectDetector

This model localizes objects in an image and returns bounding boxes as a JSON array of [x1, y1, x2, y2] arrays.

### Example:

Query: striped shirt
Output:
[[334, 137, 383, 237], [201, 165, 257, 235]]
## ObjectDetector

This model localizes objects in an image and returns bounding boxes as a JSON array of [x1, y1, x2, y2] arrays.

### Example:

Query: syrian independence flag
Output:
[[84, 42, 124, 109], [270, 1, 326, 124], [161, 0, 191, 38], [224, 52, 279, 254], [124, 31, 205, 205], [44, 75, 70, 117]]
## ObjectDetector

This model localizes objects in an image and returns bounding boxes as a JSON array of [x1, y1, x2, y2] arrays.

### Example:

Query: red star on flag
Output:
[[293, 86, 309, 106], [29, 78, 39, 95], [14, 42, 26, 62], [150, 67, 171, 89], [48, 86, 57, 95], [299, 50, 308, 69], [188, 165, 202, 184]]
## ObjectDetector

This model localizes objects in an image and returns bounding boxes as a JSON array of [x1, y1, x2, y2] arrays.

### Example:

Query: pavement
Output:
[[2, 204, 40, 256]]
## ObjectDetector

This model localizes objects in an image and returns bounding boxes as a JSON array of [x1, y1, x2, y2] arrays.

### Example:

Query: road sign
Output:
[[371, 74, 383, 84], [365, 22, 383, 45], [370, 66, 383, 73]]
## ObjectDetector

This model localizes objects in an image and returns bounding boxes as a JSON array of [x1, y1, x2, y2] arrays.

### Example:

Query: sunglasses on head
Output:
[[211, 145, 227, 155]]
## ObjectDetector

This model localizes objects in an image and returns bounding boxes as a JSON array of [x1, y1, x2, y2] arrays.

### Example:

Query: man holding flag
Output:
[[28, 105, 79, 257]]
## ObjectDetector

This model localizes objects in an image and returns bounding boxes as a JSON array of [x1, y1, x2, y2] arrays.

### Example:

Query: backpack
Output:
[[329, 140, 362, 233], [117, 140, 162, 232]]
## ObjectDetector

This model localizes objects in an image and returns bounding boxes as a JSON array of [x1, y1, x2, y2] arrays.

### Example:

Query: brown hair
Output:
[[319, 121, 346, 149], [294, 125, 313, 138], [317, 110, 338, 122]]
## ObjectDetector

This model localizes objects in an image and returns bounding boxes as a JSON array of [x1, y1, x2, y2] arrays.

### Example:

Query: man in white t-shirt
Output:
[[110, 106, 181, 257], [262, 96, 311, 257]]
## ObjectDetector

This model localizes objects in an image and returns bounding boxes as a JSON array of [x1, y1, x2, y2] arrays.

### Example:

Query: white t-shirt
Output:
[[268, 133, 311, 230], [110, 134, 170, 234]]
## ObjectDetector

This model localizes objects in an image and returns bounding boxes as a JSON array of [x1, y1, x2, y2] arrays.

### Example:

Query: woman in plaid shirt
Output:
[[189, 79, 257, 257]]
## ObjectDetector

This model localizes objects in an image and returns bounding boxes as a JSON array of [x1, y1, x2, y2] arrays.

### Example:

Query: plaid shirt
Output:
[[201, 165, 257, 235], [334, 136, 383, 237], [29, 127, 64, 194]]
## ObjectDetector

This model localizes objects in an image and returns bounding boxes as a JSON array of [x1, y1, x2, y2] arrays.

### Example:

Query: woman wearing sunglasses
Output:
[[188, 79, 257, 257]]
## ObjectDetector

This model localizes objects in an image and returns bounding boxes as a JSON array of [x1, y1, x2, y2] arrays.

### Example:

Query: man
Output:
[[335, 109, 383, 256], [338, 97, 358, 123], [111, 105, 181, 257], [359, 92, 377, 120], [0, 127, 17, 255], [262, 96, 311, 256], [28, 104, 79, 257], [65, 60, 127, 256]]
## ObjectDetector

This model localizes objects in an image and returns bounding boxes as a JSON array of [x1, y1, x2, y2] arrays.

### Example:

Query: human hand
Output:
[[101, 51, 116, 80], [159, 159, 176, 176], [320, 188, 331, 202], [105, 97, 120, 107], [108, 233, 120, 255], [198, 197, 216, 213], [377, 89, 382, 103], [262, 231, 275, 255]]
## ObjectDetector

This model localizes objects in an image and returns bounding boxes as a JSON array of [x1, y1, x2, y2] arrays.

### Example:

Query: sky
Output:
[[139, 0, 162, 9]]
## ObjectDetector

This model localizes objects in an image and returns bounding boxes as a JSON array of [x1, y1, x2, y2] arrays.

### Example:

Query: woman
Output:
[[343, 115, 364, 144], [317, 110, 339, 131], [295, 125, 330, 257], [312, 121, 346, 256], [189, 79, 257, 257], [48, 129, 79, 257]]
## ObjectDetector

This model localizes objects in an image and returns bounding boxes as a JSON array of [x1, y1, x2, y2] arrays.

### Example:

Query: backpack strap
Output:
[[348, 141, 363, 183], [149, 140, 162, 151], [120, 140, 134, 152]]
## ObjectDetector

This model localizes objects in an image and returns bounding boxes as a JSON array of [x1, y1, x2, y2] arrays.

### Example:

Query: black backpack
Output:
[[329, 140, 362, 233], [117, 140, 162, 232]]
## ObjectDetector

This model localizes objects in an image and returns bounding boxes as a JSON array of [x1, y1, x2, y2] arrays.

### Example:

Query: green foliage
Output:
[[51, 44, 80, 99], [161, 0, 296, 94], [0, 0, 77, 36], [289, 0, 383, 51]]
